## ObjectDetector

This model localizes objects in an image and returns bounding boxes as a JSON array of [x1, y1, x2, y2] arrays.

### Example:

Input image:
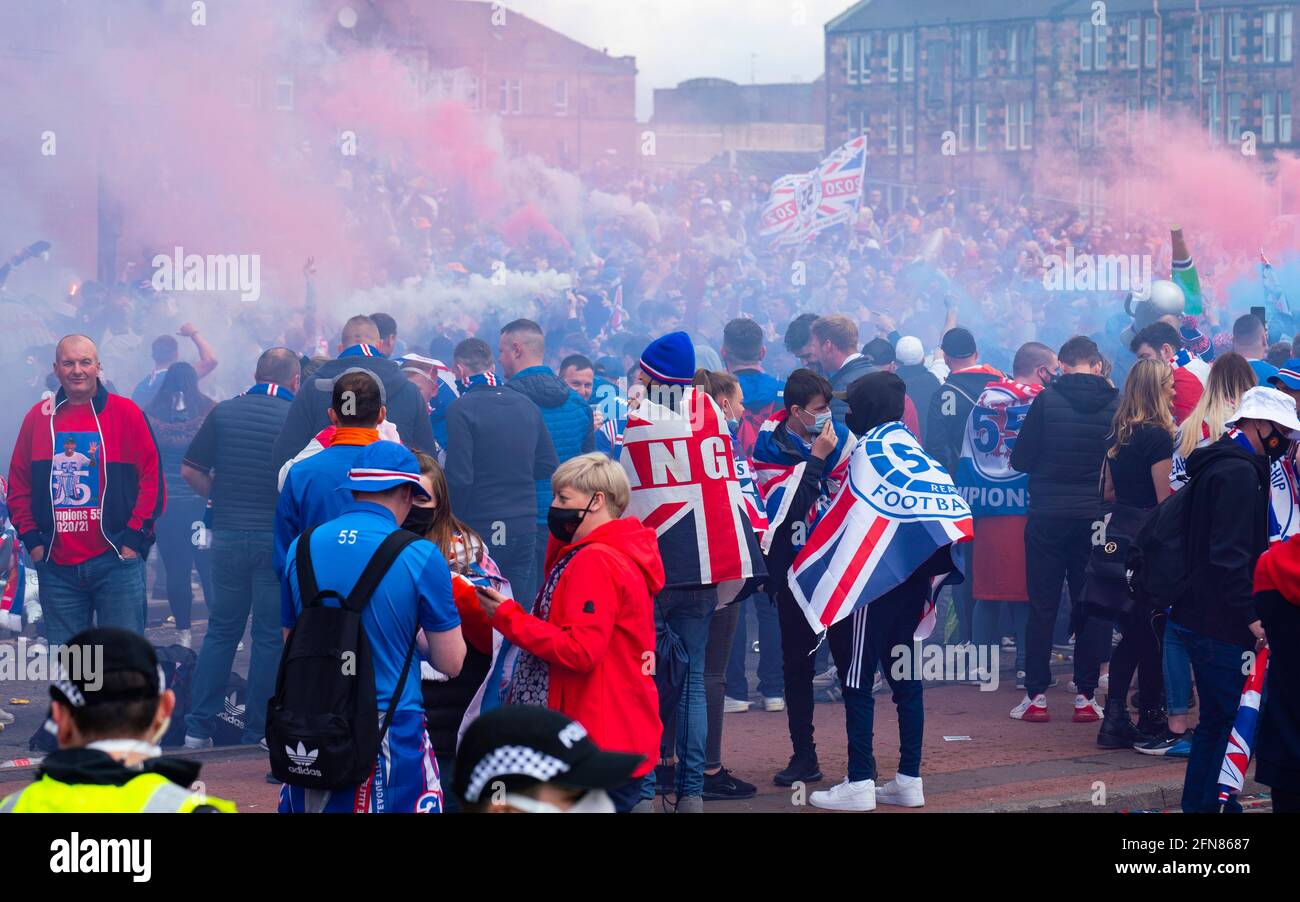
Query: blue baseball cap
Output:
[[1268, 358, 1300, 391], [339, 441, 431, 499]]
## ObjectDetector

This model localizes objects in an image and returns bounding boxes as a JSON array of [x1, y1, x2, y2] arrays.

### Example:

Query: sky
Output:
[[506, 0, 854, 120]]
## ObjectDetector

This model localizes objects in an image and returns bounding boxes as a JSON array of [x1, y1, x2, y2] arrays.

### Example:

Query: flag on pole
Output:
[[1261, 250, 1292, 316], [789, 422, 972, 636], [759, 136, 867, 246], [1217, 646, 1269, 807]]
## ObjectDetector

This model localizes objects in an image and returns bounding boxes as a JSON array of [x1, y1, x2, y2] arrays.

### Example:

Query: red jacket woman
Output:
[[478, 454, 664, 791]]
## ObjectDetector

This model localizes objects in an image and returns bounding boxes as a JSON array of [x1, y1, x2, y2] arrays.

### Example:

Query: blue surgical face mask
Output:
[[801, 408, 832, 433]]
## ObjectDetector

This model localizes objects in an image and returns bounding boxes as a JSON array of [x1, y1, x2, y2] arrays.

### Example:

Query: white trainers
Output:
[[875, 775, 925, 808], [810, 777, 876, 811], [723, 696, 751, 713], [0, 708, 13, 725], [1009, 693, 1050, 722], [763, 696, 786, 713], [177, 629, 192, 649], [183, 734, 213, 749]]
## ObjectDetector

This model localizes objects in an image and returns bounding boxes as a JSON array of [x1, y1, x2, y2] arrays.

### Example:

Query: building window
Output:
[[1020, 100, 1033, 148], [976, 27, 990, 77], [902, 105, 914, 152], [466, 74, 480, 111], [275, 75, 294, 111], [555, 80, 568, 115], [499, 78, 522, 114], [1019, 24, 1035, 74], [1266, 10, 1294, 63], [860, 109, 871, 150], [903, 32, 915, 82], [1144, 16, 1158, 68], [958, 103, 970, 151], [886, 108, 898, 154], [1205, 12, 1222, 61], [236, 76, 256, 108], [1081, 21, 1108, 70], [1081, 101, 1107, 147], [958, 28, 973, 78], [1126, 18, 1140, 68], [1207, 87, 1221, 145], [1282, 91, 1293, 142], [888, 32, 899, 82], [974, 101, 986, 150], [1229, 12, 1245, 61], [1005, 102, 1018, 149], [1227, 91, 1243, 142], [1264, 91, 1277, 143], [846, 35, 859, 84], [861, 32, 873, 83], [1176, 25, 1194, 80]]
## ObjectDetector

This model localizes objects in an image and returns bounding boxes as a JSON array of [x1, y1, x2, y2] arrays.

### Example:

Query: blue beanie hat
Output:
[[639, 331, 696, 385]]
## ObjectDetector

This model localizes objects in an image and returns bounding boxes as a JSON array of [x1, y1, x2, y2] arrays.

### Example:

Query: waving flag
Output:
[[751, 411, 853, 554], [621, 386, 766, 587], [759, 136, 867, 246], [1217, 646, 1270, 808], [790, 421, 972, 635], [1261, 250, 1292, 316]]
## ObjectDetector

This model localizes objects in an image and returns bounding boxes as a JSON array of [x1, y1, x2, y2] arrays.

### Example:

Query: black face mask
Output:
[[402, 505, 436, 536], [1264, 425, 1291, 463], [547, 495, 598, 543]]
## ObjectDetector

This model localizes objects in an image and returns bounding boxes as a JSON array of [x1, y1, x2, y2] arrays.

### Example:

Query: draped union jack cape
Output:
[[789, 422, 972, 635], [621, 387, 766, 588]]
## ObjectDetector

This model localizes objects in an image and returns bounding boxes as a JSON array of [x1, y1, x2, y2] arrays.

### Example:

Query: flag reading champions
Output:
[[789, 422, 973, 634]]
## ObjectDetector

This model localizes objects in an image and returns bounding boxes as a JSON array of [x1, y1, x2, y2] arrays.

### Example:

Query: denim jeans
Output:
[[38, 550, 147, 647], [153, 497, 213, 630], [725, 592, 784, 700], [972, 601, 1029, 673], [185, 530, 282, 743], [655, 586, 715, 798], [1171, 622, 1250, 813], [1163, 618, 1194, 716]]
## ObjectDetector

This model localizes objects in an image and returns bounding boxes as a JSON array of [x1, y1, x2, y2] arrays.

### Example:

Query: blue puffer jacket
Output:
[[506, 365, 595, 521]]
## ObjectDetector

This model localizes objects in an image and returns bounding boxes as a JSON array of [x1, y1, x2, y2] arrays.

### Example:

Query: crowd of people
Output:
[[2, 160, 1300, 814]]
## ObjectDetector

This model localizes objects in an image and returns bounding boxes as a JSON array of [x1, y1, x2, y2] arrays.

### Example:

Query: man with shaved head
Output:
[[498, 318, 594, 585], [271, 314, 435, 468], [7, 334, 164, 646]]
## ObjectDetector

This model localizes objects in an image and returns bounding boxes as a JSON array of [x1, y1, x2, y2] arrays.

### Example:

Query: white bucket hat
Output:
[[1226, 386, 1300, 437]]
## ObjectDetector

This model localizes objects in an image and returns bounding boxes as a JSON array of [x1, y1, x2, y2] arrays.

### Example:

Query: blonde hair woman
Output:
[[1092, 357, 1177, 751], [1171, 353, 1257, 486]]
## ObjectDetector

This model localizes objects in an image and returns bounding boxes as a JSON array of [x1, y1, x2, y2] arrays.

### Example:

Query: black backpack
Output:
[[266, 526, 420, 790], [1124, 464, 1212, 608]]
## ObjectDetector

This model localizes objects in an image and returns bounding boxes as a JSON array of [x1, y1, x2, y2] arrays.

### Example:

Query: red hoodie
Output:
[[492, 517, 665, 778]]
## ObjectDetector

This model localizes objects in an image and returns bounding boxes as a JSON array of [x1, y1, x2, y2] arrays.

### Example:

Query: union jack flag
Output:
[[621, 387, 766, 587], [750, 411, 854, 555], [1218, 645, 1269, 806], [789, 422, 972, 636], [759, 136, 867, 246]]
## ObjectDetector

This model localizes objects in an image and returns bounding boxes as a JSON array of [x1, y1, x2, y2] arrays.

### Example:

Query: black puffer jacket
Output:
[[1009, 373, 1119, 519], [1172, 436, 1270, 650], [923, 365, 1003, 474]]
